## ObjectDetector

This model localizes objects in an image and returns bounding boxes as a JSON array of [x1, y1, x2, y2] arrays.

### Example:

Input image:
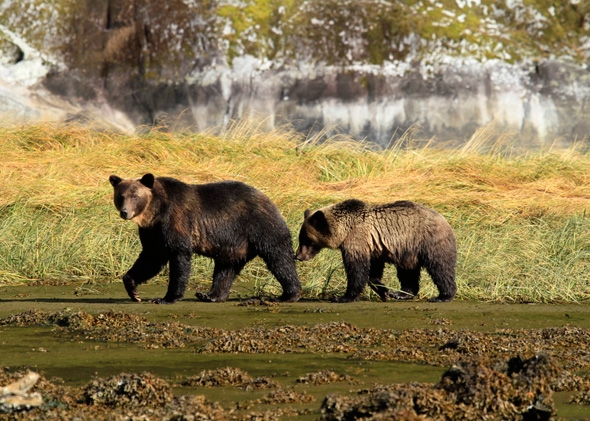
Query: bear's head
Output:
[[109, 174, 155, 226], [295, 209, 332, 261]]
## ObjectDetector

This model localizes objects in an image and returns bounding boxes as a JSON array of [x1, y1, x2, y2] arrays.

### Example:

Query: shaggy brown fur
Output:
[[296, 199, 456, 302], [110, 174, 301, 304]]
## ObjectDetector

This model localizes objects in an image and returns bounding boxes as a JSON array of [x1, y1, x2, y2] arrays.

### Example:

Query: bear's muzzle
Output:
[[295, 245, 319, 261], [120, 210, 134, 220]]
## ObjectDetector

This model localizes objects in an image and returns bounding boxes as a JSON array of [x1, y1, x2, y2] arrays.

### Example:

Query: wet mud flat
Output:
[[1, 284, 590, 420]]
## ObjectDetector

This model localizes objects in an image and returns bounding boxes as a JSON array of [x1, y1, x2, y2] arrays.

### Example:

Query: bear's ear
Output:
[[140, 173, 155, 189], [304, 209, 312, 219], [308, 210, 330, 235], [109, 175, 122, 187]]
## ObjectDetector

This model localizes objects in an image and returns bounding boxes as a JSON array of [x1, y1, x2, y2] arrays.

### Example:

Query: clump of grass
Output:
[[0, 121, 589, 303]]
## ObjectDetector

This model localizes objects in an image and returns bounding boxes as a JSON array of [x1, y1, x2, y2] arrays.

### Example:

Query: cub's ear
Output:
[[304, 209, 312, 219], [140, 173, 155, 189], [109, 175, 122, 187], [308, 210, 330, 235]]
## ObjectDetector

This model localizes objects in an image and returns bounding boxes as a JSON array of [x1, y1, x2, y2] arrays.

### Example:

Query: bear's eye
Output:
[[129, 194, 139, 200]]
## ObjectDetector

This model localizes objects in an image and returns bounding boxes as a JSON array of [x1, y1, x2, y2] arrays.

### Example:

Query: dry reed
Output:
[[0, 121, 588, 302]]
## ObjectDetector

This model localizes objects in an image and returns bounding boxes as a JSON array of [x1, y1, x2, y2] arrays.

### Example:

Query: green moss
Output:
[[1, 0, 589, 72]]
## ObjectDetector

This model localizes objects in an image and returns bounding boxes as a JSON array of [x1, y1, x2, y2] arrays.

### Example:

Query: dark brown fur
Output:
[[110, 174, 301, 304], [296, 199, 456, 302]]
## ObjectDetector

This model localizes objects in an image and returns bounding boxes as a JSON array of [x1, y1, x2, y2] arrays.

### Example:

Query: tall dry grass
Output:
[[0, 121, 589, 302]]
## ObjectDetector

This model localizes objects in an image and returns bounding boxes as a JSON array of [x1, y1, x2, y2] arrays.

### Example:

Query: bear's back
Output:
[[192, 180, 287, 234], [366, 200, 454, 251], [193, 180, 262, 211]]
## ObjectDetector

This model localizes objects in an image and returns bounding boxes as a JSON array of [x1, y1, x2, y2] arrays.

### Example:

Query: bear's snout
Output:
[[294, 252, 306, 261], [295, 245, 316, 261], [120, 210, 133, 220]]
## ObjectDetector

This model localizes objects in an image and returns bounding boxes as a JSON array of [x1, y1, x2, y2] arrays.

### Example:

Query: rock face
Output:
[[1, 0, 589, 146]]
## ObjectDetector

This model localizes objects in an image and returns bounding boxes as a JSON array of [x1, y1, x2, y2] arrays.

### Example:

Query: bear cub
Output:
[[109, 173, 301, 304], [296, 199, 456, 303]]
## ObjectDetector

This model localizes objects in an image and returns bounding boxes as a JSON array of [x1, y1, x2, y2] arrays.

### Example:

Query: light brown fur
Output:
[[296, 199, 457, 302]]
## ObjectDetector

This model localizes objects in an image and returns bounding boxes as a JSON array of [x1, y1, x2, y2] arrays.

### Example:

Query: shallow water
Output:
[[1, 282, 590, 419]]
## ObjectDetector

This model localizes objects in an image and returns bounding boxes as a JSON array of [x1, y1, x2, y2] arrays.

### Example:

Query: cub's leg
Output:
[[367, 259, 390, 301], [426, 264, 457, 302], [391, 267, 421, 300], [336, 249, 370, 303], [425, 247, 457, 302]]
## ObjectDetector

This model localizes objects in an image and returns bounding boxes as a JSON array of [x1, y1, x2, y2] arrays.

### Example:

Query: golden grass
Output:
[[1, 121, 589, 218], [0, 121, 589, 302]]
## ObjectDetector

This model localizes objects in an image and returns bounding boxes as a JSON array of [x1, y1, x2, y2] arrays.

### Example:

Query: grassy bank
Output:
[[0, 122, 589, 303]]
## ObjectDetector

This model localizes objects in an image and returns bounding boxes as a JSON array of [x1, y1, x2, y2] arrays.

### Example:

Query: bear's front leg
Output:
[[122, 274, 141, 302], [368, 259, 390, 301], [123, 250, 169, 302], [336, 249, 370, 303], [154, 251, 192, 304]]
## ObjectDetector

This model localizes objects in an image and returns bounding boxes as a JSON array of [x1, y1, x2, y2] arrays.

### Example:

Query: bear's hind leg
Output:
[[368, 259, 390, 301], [391, 267, 421, 300], [261, 249, 302, 302], [196, 260, 245, 302], [426, 263, 457, 302], [423, 246, 457, 302]]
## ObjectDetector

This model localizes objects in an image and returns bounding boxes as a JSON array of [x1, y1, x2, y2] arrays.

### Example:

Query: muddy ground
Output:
[[1, 283, 590, 420]]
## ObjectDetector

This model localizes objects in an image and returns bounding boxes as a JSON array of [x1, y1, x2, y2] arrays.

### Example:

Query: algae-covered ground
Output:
[[1, 124, 590, 419], [1, 283, 590, 420]]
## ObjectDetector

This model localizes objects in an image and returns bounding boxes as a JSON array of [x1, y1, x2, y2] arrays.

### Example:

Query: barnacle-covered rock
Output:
[[82, 372, 173, 408], [181, 367, 278, 390], [257, 388, 314, 404], [321, 354, 559, 420], [296, 370, 355, 385]]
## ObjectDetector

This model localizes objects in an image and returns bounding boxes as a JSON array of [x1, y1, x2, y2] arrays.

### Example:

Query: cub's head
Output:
[[295, 209, 332, 261], [109, 174, 155, 225]]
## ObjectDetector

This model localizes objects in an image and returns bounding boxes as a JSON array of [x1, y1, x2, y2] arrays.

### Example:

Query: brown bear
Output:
[[109, 173, 301, 304], [295, 199, 456, 302]]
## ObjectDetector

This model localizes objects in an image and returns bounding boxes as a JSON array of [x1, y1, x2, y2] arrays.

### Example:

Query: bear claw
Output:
[[123, 276, 140, 302], [195, 292, 225, 302], [276, 293, 301, 303]]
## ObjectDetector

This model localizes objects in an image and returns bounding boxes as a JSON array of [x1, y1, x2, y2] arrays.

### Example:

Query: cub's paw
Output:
[[331, 295, 358, 303], [428, 295, 454, 303], [151, 297, 179, 304], [389, 291, 415, 301]]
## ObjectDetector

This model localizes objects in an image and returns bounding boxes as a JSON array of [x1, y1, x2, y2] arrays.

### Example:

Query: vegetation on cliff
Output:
[[1, 0, 588, 80]]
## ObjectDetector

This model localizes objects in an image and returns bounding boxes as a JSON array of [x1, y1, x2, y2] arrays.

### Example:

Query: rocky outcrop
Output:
[[1, 0, 589, 146]]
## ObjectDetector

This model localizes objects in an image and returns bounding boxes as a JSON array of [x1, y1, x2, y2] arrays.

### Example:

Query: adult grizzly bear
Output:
[[109, 173, 301, 304], [295, 199, 456, 303]]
